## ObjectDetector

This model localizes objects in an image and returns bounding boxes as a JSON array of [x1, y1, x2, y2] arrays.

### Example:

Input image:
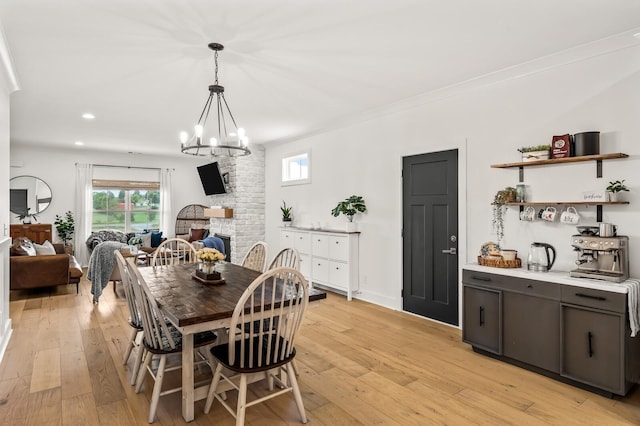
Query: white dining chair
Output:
[[129, 260, 219, 423], [204, 267, 309, 425], [267, 247, 300, 271], [151, 237, 197, 267], [241, 241, 268, 272]]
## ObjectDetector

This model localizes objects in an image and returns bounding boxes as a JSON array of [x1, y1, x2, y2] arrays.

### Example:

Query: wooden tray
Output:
[[191, 272, 226, 286], [477, 256, 522, 268]]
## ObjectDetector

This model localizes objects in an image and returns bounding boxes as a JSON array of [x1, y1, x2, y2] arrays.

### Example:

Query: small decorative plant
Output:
[[606, 179, 629, 202], [17, 208, 38, 224], [281, 201, 292, 222], [606, 180, 629, 193], [331, 195, 367, 222], [518, 144, 551, 162], [517, 144, 551, 153], [491, 187, 516, 242], [54, 210, 75, 245]]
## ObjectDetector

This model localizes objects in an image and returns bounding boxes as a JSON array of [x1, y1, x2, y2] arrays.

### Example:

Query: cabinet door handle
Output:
[[588, 331, 594, 357], [479, 306, 485, 326], [472, 275, 491, 282], [575, 293, 606, 301]]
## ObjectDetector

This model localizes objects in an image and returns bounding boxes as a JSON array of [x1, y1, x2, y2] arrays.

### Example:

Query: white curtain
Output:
[[75, 163, 93, 266], [160, 168, 173, 237]]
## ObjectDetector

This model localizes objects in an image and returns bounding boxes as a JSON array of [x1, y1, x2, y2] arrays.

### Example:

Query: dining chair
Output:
[[267, 247, 300, 271], [151, 237, 197, 267], [241, 241, 268, 272], [203, 267, 309, 425], [113, 251, 146, 386], [129, 261, 219, 423]]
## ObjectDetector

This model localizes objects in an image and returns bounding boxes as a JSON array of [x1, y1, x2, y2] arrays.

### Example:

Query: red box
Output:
[[551, 134, 571, 158]]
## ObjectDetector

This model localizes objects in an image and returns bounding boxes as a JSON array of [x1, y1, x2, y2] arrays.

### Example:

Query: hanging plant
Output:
[[491, 187, 516, 242]]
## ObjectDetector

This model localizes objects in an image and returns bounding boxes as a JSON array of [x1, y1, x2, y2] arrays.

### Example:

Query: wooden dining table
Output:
[[137, 261, 327, 422]]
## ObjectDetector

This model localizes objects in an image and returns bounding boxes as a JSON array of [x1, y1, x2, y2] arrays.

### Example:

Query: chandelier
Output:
[[180, 43, 251, 157]]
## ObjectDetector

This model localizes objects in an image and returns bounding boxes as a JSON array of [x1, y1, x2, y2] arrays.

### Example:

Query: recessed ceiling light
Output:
[[74, 141, 84, 146], [82, 113, 95, 120], [634, 32, 640, 39]]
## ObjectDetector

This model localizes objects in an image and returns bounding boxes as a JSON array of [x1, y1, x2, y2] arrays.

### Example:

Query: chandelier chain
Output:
[[214, 50, 219, 85]]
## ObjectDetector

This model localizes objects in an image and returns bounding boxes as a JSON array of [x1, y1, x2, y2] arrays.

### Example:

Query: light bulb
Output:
[[237, 128, 245, 138], [209, 137, 218, 146], [241, 136, 249, 147], [195, 125, 203, 138], [179, 131, 188, 144]]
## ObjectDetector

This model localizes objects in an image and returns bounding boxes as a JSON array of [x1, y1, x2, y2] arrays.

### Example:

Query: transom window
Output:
[[92, 179, 160, 232], [282, 151, 310, 185]]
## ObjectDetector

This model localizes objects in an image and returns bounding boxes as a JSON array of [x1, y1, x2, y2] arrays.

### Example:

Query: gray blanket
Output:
[[88, 241, 127, 302]]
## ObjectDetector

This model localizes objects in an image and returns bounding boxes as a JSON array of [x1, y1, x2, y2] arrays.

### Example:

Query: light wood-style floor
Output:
[[2, 275, 640, 425]]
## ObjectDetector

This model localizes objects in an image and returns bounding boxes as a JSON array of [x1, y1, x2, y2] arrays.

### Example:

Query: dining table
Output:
[[137, 261, 327, 422]]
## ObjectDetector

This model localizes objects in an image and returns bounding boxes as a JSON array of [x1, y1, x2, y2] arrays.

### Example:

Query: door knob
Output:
[[442, 248, 457, 255]]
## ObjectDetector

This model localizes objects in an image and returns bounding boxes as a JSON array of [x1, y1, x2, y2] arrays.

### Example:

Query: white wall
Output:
[[265, 42, 640, 312], [9, 145, 221, 238]]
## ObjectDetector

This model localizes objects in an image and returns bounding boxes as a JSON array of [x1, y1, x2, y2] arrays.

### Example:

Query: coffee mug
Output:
[[560, 207, 580, 225], [520, 206, 536, 221], [541, 206, 557, 222]]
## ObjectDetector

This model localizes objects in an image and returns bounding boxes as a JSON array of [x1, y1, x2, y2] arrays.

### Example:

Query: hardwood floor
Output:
[[2, 275, 640, 425]]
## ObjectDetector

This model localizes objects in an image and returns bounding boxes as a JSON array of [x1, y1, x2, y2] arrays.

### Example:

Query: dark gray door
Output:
[[402, 149, 458, 325]]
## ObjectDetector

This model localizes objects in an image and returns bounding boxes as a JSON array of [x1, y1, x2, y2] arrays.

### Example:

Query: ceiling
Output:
[[2, 0, 640, 157]]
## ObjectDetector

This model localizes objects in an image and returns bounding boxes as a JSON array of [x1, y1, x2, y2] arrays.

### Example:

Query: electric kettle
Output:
[[527, 242, 556, 272]]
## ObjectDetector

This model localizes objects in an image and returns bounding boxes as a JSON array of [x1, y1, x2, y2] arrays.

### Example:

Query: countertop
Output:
[[463, 263, 634, 294]]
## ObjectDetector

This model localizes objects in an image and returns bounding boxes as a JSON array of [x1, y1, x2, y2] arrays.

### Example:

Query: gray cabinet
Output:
[[561, 304, 623, 394], [504, 292, 560, 373], [462, 269, 640, 396], [462, 285, 501, 354]]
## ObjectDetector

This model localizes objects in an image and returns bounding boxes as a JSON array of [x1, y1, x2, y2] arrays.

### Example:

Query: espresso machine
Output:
[[570, 235, 629, 282]]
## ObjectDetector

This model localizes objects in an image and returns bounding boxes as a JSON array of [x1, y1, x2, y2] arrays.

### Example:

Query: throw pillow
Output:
[[188, 228, 207, 242], [139, 232, 152, 248], [151, 231, 163, 247], [11, 237, 37, 256], [33, 240, 57, 255]]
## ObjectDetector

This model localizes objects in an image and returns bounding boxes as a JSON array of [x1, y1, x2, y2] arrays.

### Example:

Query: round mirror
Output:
[[10, 175, 53, 216]]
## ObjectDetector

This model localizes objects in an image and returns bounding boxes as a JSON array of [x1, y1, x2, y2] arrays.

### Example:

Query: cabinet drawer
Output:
[[299, 254, 311, 279], [462, 270, 506, 287], [294, 232, 311, 254], [561, 286, 626, 313], [328, 236, 349, 261], [312, 257, 329, 282], [329, 261, 349, 289], [312, 233, 329, 258]]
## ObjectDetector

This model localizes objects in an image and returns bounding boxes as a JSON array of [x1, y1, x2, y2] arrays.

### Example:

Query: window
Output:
[[282, 151, 311, 185], [92, 180, 160, 232]]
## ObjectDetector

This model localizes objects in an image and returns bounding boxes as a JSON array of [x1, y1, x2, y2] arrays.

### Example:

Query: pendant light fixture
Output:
[[180, 43, 250, 157]]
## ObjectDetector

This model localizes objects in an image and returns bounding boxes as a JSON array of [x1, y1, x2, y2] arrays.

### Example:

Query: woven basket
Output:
[[477, 256, 521, 268]]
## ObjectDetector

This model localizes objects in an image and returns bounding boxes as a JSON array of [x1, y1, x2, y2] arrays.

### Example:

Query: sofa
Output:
[[10, 237, 83, 293]]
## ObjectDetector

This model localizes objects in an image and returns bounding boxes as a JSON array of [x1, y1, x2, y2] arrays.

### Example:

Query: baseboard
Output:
[[354, 289, 401, 310]]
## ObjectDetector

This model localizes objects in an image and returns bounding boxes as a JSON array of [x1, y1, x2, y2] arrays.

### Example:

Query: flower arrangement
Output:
[[196, 247, 225, 263]]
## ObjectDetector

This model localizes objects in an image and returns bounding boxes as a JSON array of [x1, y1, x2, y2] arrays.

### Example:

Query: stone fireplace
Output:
[[206, 145, 265, 264]]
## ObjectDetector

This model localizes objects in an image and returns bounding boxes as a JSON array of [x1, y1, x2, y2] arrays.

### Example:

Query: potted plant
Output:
[[17, 208, 38, 224], [281, 201, 293, 226], [54, 210, 75, 253], [606, 179, 629, 202], [492, 187, 516, 243], [518, 144, 551, 162], [331, 195, 366, 232]]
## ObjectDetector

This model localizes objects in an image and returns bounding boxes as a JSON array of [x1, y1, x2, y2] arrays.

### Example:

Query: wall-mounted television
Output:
[[197, 161, 227, 195]]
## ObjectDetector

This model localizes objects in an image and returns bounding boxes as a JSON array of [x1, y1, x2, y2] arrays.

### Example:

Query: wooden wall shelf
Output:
[[506, 201, 629, 207], [204, 208, 234, 218], [491, 153, 628, 169]]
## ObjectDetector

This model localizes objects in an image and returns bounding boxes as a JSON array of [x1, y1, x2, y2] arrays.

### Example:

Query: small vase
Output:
[[346, 222, 358, 232], [200, 262, 216, 274], [608, 192, 618, 202]]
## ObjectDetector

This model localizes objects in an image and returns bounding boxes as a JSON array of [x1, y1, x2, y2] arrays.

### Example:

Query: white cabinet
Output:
[[281, 228, 359, 301]]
